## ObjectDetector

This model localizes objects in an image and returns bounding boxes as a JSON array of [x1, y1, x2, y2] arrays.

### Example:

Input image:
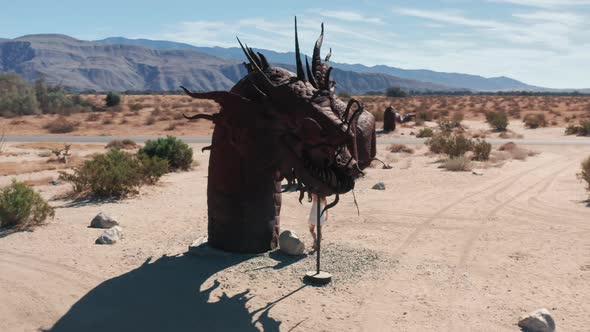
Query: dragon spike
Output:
[[323, 66, 333, 91], [305, 56, 318, 88], [257, 52, 270, 69], [236, 37, 274, 87], [325, 47, 332, 62], [312, 23, 324, 81], [294, 17, 306, 81]]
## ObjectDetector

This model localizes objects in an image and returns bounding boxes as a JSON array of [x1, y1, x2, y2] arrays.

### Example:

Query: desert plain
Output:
[[0, 95, 589, 332]]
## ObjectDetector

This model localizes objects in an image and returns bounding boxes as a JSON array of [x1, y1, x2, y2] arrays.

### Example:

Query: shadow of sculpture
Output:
[[46, 254, 281, 332]]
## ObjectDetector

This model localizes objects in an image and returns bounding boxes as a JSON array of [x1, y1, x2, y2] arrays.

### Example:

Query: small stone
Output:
[[95, 226, 123, 245], [279, 230, 305, 255], [90, 213, 119, 229], [49, 180, 59, 186], [518, 308, 555, 332], [372, 182, 386, 190]]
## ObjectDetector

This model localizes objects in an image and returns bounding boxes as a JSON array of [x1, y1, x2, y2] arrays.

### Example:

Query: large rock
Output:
[[95, 226, 123, 245], [518, 308, 556, 332], [278, 230, 305, 256], [90, 213, 119, 229]]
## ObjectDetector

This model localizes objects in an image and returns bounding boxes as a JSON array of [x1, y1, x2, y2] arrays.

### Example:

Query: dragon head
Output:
[[182, 18, 376, 206]]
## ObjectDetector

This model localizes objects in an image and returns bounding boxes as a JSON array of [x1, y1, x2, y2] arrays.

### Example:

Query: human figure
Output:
[[308, 193, 328, 251]]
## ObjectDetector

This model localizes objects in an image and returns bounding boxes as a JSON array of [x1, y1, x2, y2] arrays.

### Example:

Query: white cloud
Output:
[[321, 11, 383, 24], [489, 0, 590, 7], [144, 7, 590, 89]]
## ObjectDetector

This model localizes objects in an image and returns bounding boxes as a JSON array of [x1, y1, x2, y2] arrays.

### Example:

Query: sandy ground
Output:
[[1, 140, 590, 331]]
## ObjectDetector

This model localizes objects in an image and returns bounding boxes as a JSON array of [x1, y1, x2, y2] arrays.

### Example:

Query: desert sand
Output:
[[1, 135, 589, 331]]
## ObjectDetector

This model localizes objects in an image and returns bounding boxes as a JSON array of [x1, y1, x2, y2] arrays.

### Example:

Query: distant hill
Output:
[[95, 37, 546, 92], [0, 34, 461, 93]]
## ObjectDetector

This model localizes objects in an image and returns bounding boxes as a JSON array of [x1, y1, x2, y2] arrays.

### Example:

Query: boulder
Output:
[[90, 213, 119, 229], [372, 182, 386, 190], [279, 230, 305, 256], [95, 226, 123, 245], [518, 308, 555, 332]]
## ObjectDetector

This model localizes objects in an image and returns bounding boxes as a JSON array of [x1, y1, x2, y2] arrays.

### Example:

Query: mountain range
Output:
[[1, 34, 586, 93], [96, 37, 544, 92]]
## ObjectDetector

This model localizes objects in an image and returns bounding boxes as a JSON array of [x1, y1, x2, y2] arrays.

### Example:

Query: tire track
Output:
[[359, 153, 573, 331]]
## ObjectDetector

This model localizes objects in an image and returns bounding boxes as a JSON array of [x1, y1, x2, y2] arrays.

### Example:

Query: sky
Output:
[[1, 0, 589, 89]]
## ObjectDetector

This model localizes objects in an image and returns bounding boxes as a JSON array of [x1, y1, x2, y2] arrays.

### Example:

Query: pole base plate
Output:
[[303, 271, 332, 285]]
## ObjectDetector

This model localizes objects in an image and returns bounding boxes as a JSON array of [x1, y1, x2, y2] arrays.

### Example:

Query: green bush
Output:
[[105, 92, 121, 107], [139, 136, 193, 171], [137, 154, 169, 185], [579, 156, 590, 194], [0, 73, 39, 116], [473, 139, 492, 161], [565, 121, 590, 136], [385, 86, 407, 98], [445, 134, 473, 158], [486, 111, 508, 131], [0, 180, 54, 228], [523, 113, 547, 129], [59, 149, 167, 198], [416, 127, 434, 138], [426, 133, 473, 158]]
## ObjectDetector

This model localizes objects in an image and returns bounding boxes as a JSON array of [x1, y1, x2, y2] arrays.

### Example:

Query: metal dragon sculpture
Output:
[[181, 18, 376, 253]]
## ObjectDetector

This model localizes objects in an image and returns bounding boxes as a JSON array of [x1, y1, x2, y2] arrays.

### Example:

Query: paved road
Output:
[[3, 135, 590, 146]]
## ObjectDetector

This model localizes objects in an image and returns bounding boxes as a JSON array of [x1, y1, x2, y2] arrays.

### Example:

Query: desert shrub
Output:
[[426, 133, 473, 158], [137, 154, 169, 185], [0, 180, 54, 228], [472, 139, 492, 161], [86, 113, 101, 122], [442, 156, 472, 172], [523, 113, 547, 129], [44, 118, 79, 133], [385, 86, 407, 98], [565, 121, 590, 136], [445, 134, 473, 158], [145, 116, 156, 125], [129, 103, 143, 111], [486, 111, 508, 131], [139, 136, 193, 171], [105, 92, 121, 107], [426, 133, 448, 154], [59, 149, 166, 198], [389, 144, 414, 154], [0, 73, 39, 116], [416, 111, 433, 123], [452, 112, 464, 126], [438, 119, 459, 133], [579, 156, 590, 194], [105, 139, 137, 150], [416, 127, 434, 138]]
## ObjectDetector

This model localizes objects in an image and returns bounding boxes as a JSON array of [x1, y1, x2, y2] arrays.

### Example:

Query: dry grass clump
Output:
[[416, 127, 434, 138], [86, 113, 101, 122], [498, 142, 536, 161], [145, 116, 156, 126], [523, 113, 547, 129], [105, 139, 138, 150], [43, 118, 79, 133], [578, 156, 590, 196], [389, 144, 414, 154], [441, 156, 472, 172]]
